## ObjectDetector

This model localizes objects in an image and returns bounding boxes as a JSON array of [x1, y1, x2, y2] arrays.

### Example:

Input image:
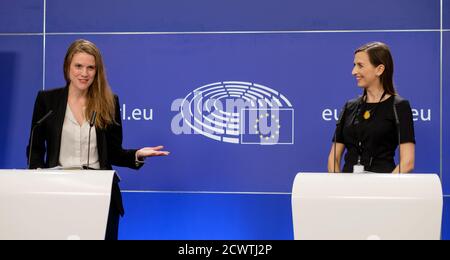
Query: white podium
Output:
[[291, 173, 443, 240], [0, 170, 117, 240]]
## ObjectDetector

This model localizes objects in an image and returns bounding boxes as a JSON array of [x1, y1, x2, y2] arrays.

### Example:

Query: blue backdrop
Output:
[[0, 0, 448, 239]]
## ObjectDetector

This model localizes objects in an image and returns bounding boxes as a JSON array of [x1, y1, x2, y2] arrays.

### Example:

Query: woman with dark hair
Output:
[[27, 39, 169, 239], [328, 42, 415, 173]]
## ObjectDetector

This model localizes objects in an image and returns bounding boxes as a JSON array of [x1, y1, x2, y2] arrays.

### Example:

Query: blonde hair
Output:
[[64, 39, 116, 129]]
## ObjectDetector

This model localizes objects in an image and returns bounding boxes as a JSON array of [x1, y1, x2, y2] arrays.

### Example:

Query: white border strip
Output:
[[440, 0, 443, 182], [122, 190, 291, 195], [0, 30, 444, 36], [123, 190, 450, 197], [0, 29, 442, 37], [42, 29, 440, 36], [122, 191, 450, 197], [0, 33, 43, 36]]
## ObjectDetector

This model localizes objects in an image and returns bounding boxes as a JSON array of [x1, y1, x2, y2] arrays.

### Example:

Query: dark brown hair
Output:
[[355, 42, 397, 95]]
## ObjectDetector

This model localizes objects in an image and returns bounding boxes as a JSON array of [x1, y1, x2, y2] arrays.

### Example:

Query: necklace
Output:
[[363, 91, 386, 120]]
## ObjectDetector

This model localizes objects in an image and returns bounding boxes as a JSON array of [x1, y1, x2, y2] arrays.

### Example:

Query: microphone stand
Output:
[[393, 101, 401, 174], [28, 126, 38, 169], [28, 110, 53, 169], [84, 111, 97, 170], [333, 105, 345, 173]]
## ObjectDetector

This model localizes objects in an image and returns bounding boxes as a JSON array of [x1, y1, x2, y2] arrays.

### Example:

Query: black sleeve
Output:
[[333, 102, 348, 143], [26, 91, 47, 169], [106, 95, 143, 169], [396, 99, 416, 144]]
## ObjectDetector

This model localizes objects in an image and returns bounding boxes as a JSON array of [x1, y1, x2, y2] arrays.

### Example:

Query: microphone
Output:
[[333, 105, 345, 173], [28, 110, 53, 169], [85, 111, 97, 170], [393, 101, 401, 173]]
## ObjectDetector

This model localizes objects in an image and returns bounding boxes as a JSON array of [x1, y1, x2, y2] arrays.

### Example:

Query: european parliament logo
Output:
[[171, 81, 294, 145]]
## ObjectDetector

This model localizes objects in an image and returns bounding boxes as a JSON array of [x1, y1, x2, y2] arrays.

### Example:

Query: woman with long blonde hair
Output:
[[27, 39, 169, 239]]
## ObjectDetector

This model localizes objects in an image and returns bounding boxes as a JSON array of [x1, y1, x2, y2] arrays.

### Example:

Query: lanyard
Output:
[[355, 91, 386, 165]]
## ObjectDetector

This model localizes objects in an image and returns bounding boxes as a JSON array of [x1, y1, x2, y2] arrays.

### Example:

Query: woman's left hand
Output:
[[136, 146, 170, 161]]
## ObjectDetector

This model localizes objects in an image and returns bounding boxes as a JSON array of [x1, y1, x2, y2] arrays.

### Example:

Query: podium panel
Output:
[[0, 170, 116, 240], [292, 173, 443, 240]]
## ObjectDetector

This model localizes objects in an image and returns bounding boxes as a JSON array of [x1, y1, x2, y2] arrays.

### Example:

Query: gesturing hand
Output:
[[136, 146, 170, 161]]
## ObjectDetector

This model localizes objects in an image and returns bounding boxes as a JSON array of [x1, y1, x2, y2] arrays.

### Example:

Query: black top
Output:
[[334, 95, 415, 173], [26, 86, 144, 216], [26, 86, 142, 171]]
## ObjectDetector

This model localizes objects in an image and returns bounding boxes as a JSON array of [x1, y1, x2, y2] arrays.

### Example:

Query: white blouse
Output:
[[59, 105, 100, 169]]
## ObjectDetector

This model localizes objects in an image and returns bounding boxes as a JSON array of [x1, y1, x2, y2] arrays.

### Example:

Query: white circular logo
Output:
[[175, 81, 294, 145]]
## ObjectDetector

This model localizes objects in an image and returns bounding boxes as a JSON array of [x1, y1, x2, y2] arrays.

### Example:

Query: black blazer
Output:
[[26, 86, 143, 216], [27, 86, 142, 171]]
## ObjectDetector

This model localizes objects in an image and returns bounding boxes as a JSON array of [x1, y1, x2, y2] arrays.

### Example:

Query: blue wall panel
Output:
[[0, 36, 43, 169], [46, 0, 439, 32], [120, 192, 449, 240], [443, 197, 450, 240], [0, 0, 447, 239], [119, 192, 293, 240], [0, 0, 43, 33], [444, 32, 449, 195], [44, 33, 439, 192], [444, 0, 450, 29]]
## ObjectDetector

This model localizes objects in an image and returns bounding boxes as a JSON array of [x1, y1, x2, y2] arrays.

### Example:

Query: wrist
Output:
[[135, 152, 145, 163]]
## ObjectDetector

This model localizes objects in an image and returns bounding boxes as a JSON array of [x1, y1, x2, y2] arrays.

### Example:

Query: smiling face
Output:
[[68, 52, 96, 92], [352, 51, 384, 89]]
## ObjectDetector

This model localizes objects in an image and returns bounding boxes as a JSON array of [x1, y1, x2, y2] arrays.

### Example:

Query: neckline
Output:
[[364, 94, 393, 104], [66, 103, 87, 127]]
